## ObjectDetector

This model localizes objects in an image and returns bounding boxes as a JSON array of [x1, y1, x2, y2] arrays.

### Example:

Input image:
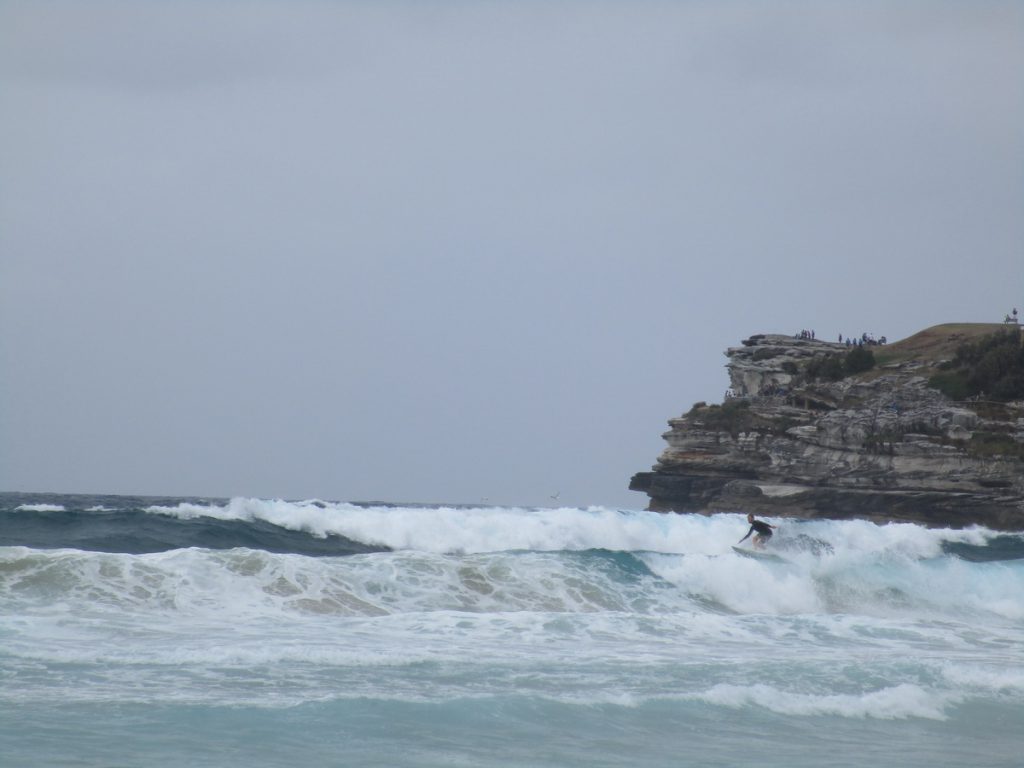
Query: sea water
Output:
[[1, 493, 1022, 767]]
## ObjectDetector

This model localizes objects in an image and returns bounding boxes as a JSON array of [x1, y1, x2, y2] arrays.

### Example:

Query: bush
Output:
[[929, 371, 970, 400], [805, 354, 845, 382], [844, 346, 876, 375], [804, 347, 875, 382], [939, 329, 1024, 401], [993, 373, 1024, 401], [697, 399, 753, 435]]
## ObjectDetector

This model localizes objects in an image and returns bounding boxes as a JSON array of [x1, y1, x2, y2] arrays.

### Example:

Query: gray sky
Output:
[[2, 1, 1022, 508]]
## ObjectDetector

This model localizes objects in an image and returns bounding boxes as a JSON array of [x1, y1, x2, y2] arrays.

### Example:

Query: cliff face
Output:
[[630, 325, 1024, 529]]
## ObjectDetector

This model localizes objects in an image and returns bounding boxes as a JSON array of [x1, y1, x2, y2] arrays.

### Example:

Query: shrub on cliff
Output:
[[692, 399, 753, 436], [930, 329, 1024, 401], [804, 348, 876, 382], [805, 354, 845, 382], [929, 371, 970, 400], [844, 346, 876, 375]]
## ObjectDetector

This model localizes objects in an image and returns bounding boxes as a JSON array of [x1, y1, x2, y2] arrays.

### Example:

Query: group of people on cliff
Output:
[[796, 329, 888, 347], [838, 332, 886, 346]]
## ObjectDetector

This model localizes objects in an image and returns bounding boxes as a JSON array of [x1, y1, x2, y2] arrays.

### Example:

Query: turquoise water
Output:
[[1, 495, 1022, 767], [7, 698, 1024, 768]]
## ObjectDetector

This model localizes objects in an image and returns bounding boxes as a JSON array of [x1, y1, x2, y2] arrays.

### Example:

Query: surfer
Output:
[[738, 513, 776, 550]]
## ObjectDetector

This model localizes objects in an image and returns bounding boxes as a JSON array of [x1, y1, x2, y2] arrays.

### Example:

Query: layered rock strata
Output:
[[630, 329, 1024, 529]]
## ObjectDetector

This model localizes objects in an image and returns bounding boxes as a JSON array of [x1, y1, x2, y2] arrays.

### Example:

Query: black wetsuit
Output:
[[739, 520, 773, 543]]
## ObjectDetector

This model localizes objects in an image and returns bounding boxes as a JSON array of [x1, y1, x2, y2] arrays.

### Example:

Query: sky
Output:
[[1, 1, 1022, 508]]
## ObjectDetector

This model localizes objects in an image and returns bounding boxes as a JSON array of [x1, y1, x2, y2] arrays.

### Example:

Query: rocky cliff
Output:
[[630, 324, 1024, 529]]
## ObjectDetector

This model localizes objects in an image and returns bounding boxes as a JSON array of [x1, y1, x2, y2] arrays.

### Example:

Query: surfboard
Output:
[[732, 546, 788, 563]]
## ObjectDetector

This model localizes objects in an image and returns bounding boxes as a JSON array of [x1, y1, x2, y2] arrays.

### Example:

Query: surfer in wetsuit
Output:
[[738, 513, 776, 550]]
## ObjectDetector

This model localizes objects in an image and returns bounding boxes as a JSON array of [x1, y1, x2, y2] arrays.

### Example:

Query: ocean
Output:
[[1, 493, 1022, 767]]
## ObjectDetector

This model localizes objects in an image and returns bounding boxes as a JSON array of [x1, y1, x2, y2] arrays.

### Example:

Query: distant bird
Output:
[[550, 491, 560, 503]]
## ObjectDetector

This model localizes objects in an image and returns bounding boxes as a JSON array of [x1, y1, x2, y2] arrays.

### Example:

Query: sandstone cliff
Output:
[[630, 324, 1024, 529]]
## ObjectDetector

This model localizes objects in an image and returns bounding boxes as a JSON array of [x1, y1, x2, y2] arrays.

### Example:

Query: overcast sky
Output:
[[2, 1, 1022, 508]]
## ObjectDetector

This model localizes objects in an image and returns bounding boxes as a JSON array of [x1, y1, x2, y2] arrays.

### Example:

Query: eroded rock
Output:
[[630, 328, 1024, 529]]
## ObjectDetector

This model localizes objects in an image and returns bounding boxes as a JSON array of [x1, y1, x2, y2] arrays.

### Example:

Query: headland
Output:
[[630, 323, 1024, 529]]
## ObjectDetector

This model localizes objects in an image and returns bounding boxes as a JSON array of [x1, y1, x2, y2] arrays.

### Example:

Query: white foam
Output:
[[3, 535, 1021, 717], [144, 499, 714, 554], [14, 504, 65, 512], [939, 662, 1024, 693], [133, 502, 1024, 622], [0, 545, 695, 624], [142, 499, 1012, 561], [11, 500, 1024, 628], [644, 552, 824, 615], [697, 682, 953, 720]]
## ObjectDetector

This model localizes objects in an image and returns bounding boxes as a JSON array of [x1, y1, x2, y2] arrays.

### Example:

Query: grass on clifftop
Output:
[[874, 323, 1012, 370], [868, 323, 1024, 403]]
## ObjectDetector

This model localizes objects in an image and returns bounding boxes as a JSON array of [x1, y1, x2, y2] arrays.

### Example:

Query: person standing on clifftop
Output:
[[738, 513, 776, 550]]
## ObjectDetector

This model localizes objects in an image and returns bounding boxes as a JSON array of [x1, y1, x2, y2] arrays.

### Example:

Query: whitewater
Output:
[[1, 494, 1022, 767]]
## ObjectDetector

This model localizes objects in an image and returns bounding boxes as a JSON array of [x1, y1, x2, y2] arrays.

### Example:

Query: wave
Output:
[[0, 503, 385, 557], [4, 494, 1021, 562], [942, 534, 1024, 562], [132, 497, 1024, 562], [2, 542, 1021, 626], [3, 503, 1022, 730], [693, 682, 954, 720], [0, 546, 696, 620], [2, 494, 1023, 624]]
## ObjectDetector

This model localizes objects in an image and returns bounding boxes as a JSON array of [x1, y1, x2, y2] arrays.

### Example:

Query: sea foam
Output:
[[696, 682, 954, 720], [141, 497, 1006, 557]]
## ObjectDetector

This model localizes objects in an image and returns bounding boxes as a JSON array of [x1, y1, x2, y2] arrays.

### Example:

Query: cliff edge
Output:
[[630, 324, 1024, 529]]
